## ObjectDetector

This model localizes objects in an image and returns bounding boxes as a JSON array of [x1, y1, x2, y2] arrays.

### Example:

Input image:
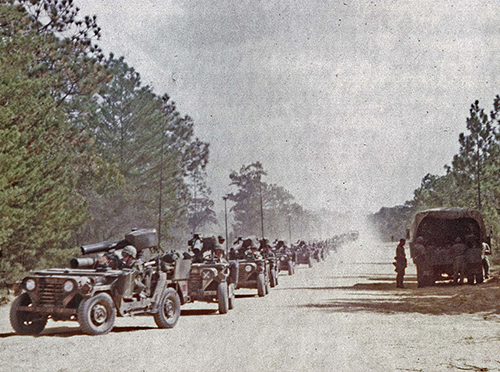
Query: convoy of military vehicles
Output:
[[9, 206, 494, 336], [9, 228, 348, 335]]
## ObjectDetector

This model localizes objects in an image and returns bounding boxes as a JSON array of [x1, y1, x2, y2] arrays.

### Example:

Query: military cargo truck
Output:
[[410, 208, 490, 287]]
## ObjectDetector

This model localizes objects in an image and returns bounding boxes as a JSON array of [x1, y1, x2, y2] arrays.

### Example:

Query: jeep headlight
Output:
[[245, 265, 252, 273], [63, 280, 74, 292], [25, 279, 36, 291]]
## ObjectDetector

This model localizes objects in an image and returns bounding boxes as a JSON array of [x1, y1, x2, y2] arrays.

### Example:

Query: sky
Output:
[[75, 0, 500, 217]]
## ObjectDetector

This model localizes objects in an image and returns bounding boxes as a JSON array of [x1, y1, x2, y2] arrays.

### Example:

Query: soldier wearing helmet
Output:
[[121, 245, 146, 294], [121, 245, 138, 269], [214, 244, 228, 264]]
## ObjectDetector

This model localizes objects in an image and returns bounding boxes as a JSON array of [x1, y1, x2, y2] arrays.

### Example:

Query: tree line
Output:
[[0, 1, 332, 282], [0, 0, 211, 280], [369, 96, 500, 258]]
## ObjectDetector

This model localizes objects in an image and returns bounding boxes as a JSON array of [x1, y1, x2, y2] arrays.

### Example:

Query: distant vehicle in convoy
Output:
[[231, 237, 270, 297], [10, 229, 187, 335], [277, 252, 294, 275], [294, 241, 313, 268], [409, 208, 491, 287], [185, 235, 237, 313]]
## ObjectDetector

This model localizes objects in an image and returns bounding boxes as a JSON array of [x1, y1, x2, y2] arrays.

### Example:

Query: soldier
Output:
[[214, 245, 228, 264], [451, 237, 467, 285], [394, 238, 407, 288], [245, 244, 263, 260], [261, 242, 275, 259], [121, 245, 146, 294], [413, 236, 427, 287], [121, 245, 139, 268], [482, 242, 491, 280], [465, 236, 483, 285]]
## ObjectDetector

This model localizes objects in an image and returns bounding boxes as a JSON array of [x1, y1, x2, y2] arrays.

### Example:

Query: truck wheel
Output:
[[257, 273, 266, 297], [477, 270, 484, 284], [154, 288, 181, 328], [10, 293, 47, 335], [228, 283, 236, 310], [288, 261, 294, 275], [78, 293, 116, 335], [218, 282, 229, 314]]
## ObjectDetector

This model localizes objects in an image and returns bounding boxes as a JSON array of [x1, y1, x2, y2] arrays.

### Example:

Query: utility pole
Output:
[[259, 175, 265, 239], [157, 126, 165, 242], [223, 196, 229, 256], [288, 213, 292, 245]]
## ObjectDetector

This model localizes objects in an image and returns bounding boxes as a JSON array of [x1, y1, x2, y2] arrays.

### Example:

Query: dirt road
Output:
[[1, 240, 500, 372]]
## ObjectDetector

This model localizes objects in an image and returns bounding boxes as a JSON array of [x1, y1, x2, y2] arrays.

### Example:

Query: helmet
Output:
[[122, 245, 137, 259]]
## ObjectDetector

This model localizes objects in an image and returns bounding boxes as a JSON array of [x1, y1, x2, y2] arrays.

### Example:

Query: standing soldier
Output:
[[394, 238, 407, 288], [413, 236, 426, 287], [481, 242, 491, 280], [451, 237, 467, 285]]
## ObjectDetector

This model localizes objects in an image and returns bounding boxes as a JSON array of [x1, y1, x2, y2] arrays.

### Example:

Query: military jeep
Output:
[[277, 252, 295, 275], [185, 235, 238, 313], [10, 229, 189, 336], [295, 245, 313, 268]]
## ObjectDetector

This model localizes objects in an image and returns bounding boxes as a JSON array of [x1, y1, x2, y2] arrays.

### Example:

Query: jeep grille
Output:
[[37, 278, 65, 306]]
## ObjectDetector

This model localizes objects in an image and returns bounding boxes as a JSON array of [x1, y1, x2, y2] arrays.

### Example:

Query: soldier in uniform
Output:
[[214, 244, 228, 264], [465, 236, 483, 285], [413, 236, 427, 287], [482, 242, 491, 279], [245, 244, 263, 260], [394, 238, 407, 288], [121, 245, 146, 294], [451, 237, 467, 285]]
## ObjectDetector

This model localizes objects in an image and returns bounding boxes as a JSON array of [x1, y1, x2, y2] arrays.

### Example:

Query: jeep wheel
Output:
[[218, 282, 229, 314], [10, 293, 47, 335], [78, 293, 116, 335], [257, 273, 266, 297], [270, 269, 277, 288], [288, 261, 294, 275], [154, 288, 181, 328], [228, 283, 236, 310]]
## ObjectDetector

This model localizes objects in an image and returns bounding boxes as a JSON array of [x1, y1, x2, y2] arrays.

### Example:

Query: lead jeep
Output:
[[10, 229, 189, 336], [185, 235, 238, 313]]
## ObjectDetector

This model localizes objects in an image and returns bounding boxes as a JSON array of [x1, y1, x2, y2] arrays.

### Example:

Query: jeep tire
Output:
[[257, 273, 266, 297], [228, 283, 236, 310], [10, 293, 47, 335], [78, 292, 116, 335], [218, 282, 229, 314], [154, 288, 181, 328]]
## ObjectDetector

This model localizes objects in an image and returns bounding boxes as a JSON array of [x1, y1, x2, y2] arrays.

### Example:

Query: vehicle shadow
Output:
[[181, 309, 218, 316], [298, 276, 500, 316], [0, 325, 158, 338]]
